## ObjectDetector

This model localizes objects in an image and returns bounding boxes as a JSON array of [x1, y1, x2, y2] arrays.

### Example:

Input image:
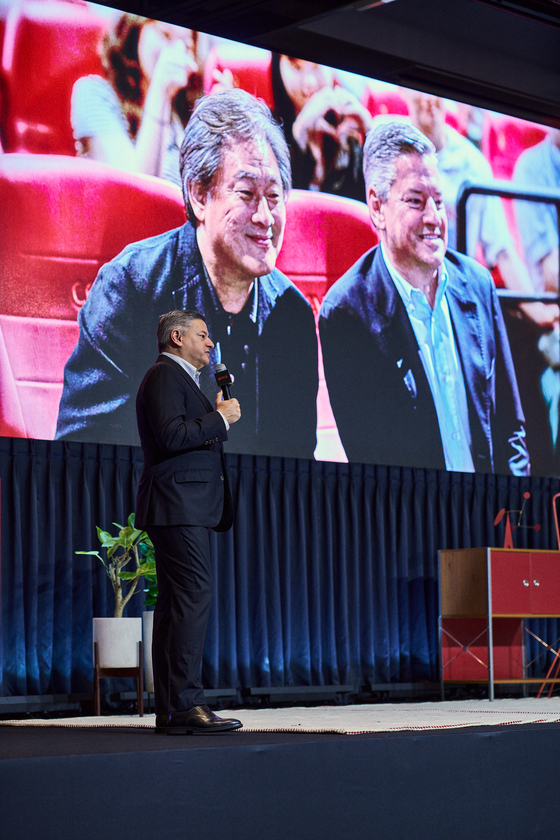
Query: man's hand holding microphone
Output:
[[214, 363, 241, 424]]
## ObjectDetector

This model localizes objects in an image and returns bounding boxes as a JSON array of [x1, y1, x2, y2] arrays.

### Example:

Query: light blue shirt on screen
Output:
[[380, 244, 475, 473]]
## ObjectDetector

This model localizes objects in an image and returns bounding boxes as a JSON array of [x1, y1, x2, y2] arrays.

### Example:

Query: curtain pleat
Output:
[[1, 438, 559, 696]]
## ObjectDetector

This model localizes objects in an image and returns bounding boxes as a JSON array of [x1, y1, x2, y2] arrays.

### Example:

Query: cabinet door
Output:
[[490, 552, 531, 614], [530, 553, 560, 614]]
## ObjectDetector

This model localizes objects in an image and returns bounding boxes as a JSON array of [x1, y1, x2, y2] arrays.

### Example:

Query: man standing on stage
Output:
[[319, 120, 529, 475], [136, 309, 242, 735]]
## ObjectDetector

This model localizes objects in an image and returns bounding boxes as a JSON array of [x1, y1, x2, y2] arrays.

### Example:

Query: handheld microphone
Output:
[[214, 363, 233, 400]]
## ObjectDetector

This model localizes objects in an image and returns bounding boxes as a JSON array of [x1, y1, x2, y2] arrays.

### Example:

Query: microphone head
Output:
[[215, 364, 232, 388]]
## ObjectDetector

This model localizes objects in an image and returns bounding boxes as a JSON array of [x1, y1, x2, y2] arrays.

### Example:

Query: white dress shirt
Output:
[[162, 352, 229, 430]]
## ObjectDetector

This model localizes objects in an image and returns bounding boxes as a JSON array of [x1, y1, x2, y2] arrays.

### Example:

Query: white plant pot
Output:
[[142, 610, 154, 693], [92, 617, 142, 668]]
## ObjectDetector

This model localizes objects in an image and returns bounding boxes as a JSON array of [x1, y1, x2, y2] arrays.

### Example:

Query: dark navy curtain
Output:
[[1, 437, 559, 697]]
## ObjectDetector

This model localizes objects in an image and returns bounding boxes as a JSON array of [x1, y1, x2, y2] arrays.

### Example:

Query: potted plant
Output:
[[77, 513, 158, 678], [77, 512, 157, 618]]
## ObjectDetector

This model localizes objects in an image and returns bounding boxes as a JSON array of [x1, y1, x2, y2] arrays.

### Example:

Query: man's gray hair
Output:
[[363, 119, 436, 200], [157, 310, 205, 354], [180, 89, 291, 223]]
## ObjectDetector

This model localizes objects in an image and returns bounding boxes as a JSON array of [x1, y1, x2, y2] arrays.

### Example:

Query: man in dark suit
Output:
[[136, 309, 242, 735], [319, 120, 529, 475]]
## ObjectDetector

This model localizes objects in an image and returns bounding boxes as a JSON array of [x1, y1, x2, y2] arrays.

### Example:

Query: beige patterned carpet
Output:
[[3, 698, 560, 734]]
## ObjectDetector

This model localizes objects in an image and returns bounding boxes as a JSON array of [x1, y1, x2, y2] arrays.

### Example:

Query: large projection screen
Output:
[[0, 0, 558, 474]]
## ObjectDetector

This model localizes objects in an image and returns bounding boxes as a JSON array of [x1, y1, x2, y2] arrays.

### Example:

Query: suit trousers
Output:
[[146, 524, 213, 716]]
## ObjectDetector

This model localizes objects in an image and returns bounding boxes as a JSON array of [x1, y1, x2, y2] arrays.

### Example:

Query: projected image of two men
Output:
[[0, 1, 558, 475]]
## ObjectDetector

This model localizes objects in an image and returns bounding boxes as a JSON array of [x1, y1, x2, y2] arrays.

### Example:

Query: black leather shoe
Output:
[[154, 714, 169, 734], [167, 704, 243, 735]]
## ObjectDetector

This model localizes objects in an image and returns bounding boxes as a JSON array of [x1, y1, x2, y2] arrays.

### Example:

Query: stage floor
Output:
[[3, 701, 560, 840]]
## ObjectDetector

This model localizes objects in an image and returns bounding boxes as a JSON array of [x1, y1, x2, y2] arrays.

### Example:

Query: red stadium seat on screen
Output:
[[277, 190, 377, 311], [444, 110, 465, 136], [0, 0, 107, 154], [361, 87, 408, 118], [484, 116, 547, 180], [0, 5, 9, 148], [203, 43, 274, 109], [277, 191, 377, 459], [0, 11, 6, 74], [0, 154, 186, 440]]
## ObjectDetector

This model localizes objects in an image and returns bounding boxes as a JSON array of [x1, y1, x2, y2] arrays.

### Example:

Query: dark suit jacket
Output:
[[55, 221, 318, 460], [319, 246, 529, 475], [135, 355, 233, 531]]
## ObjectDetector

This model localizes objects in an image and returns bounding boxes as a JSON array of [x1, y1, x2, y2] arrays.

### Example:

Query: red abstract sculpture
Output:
[[494, 492, 540, 548]]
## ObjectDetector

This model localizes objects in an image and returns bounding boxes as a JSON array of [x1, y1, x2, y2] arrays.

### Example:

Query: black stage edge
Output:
[[2, 723, 560, 839]]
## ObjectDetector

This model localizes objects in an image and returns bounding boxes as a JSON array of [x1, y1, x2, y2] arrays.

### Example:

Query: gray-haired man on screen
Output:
[[319, 120, 529, 474], [56, 89, 318, 459]]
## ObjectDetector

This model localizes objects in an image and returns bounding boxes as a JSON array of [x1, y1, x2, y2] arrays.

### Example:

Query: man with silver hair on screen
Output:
[[319, 120, 529, 475], [56, 89, 318, 459]]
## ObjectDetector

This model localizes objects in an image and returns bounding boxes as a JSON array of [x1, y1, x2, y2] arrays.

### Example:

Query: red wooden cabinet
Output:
[[490, 550, 560, 615], [439, 548, 560, 700]]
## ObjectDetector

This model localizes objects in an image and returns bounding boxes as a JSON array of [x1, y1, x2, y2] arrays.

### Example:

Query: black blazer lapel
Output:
[[444, 262, 489, 419], [156, 355, 214, 414]]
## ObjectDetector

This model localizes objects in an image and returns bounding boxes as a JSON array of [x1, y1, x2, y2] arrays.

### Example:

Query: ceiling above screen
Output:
[[475, 0, 560, 27], [95, 0, 560, 31], [95, 0, 355, 36]]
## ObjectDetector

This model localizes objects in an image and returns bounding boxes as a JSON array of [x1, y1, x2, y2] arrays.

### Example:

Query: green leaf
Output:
[[96, 527, 114, 543], [120, 560, 157, 580], [119, 569, 142, 580], [139, 559, 157, 571], [138, 542, 155, 561]]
